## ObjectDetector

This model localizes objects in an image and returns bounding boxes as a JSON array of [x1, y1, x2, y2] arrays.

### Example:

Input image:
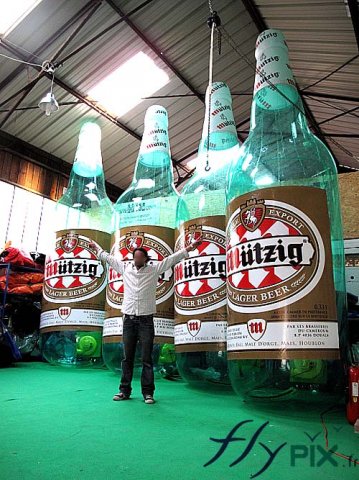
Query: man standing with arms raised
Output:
[[91, 238, 202, 404]]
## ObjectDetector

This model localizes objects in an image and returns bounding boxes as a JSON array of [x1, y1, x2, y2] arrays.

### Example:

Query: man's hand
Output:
[[186, 234, 203, 252]]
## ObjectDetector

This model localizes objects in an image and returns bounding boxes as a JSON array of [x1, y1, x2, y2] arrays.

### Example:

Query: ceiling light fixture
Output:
[[38, 68, 59, 116]]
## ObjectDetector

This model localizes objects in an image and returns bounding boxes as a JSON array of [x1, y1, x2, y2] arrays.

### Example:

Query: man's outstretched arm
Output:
[[156, 237, 202, 275], [89, 243, 125, 275]]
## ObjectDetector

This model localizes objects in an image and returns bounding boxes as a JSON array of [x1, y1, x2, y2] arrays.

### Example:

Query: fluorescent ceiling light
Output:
[[88, 52, 169, 117], [0, 0, 42, 36]]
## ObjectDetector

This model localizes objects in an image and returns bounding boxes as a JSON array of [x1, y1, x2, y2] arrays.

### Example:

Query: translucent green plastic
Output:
[[226, 85, 348, 404], [176, 129, 240, 388], [41, 121, 114, 367], [103, 113, 179, 378]]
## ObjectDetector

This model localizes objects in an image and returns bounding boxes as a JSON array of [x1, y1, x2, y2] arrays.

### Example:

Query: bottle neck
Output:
[[250, 37, 311, 140], [132, 152, 174, 185], [61, 170, 108, 209], [195, 83, 239, 174], [131, 116, 175, 192], [250, 86, 311, 139]]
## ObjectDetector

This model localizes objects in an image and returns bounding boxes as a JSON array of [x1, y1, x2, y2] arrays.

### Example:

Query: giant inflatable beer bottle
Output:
[[40, 121, 113, 367], [103, 106, 179, 378], [175, 82, 240, 387], [226, 30, 347, 403]]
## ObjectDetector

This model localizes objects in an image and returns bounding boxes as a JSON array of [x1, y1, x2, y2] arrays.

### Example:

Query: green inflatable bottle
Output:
[[226, 29, 348, 403], [40, 121, 114, 367], [103, 105, 179, 378], [175, 82, 240, 387]]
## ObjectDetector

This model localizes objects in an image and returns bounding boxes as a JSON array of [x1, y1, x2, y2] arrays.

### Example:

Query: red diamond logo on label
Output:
[[43, 232, 106, 303], [125, 231, 144, 252], [240, 199, 265, 232], [61, 235, 78, 253], [58, 306, 71, 320], [175, 223, 227, 315], [184, 225, 202, 248], [247, 319, 266, 341], [187, 319, 202, 337]]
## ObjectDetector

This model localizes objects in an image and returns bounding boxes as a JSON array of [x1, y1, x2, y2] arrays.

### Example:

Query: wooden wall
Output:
[[0, 149, 68, 201], [0, 146, 122, 202], [339, 171, 359, 240]]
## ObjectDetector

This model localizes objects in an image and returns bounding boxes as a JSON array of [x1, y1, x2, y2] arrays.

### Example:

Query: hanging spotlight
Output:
[[38, 67, 59, 116], [38, 91, 59, 116]]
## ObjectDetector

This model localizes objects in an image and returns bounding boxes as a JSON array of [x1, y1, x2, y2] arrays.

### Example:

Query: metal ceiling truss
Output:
[[0, 1, 102, 130], [0, 0, 190, 178], [0, 0, 101, 92], [0, 0, 356, 186]]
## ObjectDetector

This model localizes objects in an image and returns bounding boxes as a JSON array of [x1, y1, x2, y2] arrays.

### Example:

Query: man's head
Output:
[[133, 247, 150, 267]]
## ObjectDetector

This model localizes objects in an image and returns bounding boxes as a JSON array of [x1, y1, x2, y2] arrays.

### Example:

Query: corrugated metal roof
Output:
[[257, 0, 359, 170], [0, 0, 358, 193]]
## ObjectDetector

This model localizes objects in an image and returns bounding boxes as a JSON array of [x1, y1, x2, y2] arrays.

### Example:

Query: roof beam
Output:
[[318, 106, 359, 125], [0, 37, 190, 176], [303, 91, 359, 103], [104, 0, 205, 103], [0, 40, 143, 139], [0, 0, 154, 110], [55, 0, 154, 67], [240, 0, 267, 31], [0, 2, 102, 129], [348, 0, 359, 50], [0, 0, 101, 92], [320, 133, 359, 138]]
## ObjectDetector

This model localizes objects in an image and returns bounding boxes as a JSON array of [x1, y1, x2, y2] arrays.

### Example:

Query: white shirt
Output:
[[99, 249, 189, 316]]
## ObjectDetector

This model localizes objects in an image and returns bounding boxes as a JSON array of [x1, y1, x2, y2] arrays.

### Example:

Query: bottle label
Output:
[[139, 109, 169, 155], [40, 229, 110, 331], [226, 186, 339, 360], [103, 226, 175, 343], [117, 198, 161, 227], [202, 82, 237, 148], [117, 196, 178, 229], [174, 216, 227, 352], [253, 46, 296, 107]]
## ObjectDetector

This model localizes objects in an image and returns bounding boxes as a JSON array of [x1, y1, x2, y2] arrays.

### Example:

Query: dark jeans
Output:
[[120, 314, 155, 397]]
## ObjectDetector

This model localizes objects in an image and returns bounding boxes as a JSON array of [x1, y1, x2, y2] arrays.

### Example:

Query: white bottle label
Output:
[[226, 186, 339, 361], [253, 45, 296, 98]]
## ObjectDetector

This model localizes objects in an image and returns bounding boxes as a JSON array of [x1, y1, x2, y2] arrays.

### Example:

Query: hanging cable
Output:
[[0, 39, 57, 73], [50, 69, 55, 95], [2, 38, 44, 60], [0, 51, 56, 74], [205, 3, 222, 172], [205, 21, 215, 172], [305, 94, 359, 120], [0, 52, 44, 68]]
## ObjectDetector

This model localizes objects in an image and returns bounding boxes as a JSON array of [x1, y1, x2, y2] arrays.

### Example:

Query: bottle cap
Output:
[[255, 29, 287, 57]]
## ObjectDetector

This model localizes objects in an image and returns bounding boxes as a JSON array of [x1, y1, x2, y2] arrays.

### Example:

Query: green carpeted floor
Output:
[[0, 362, 358, 480]]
